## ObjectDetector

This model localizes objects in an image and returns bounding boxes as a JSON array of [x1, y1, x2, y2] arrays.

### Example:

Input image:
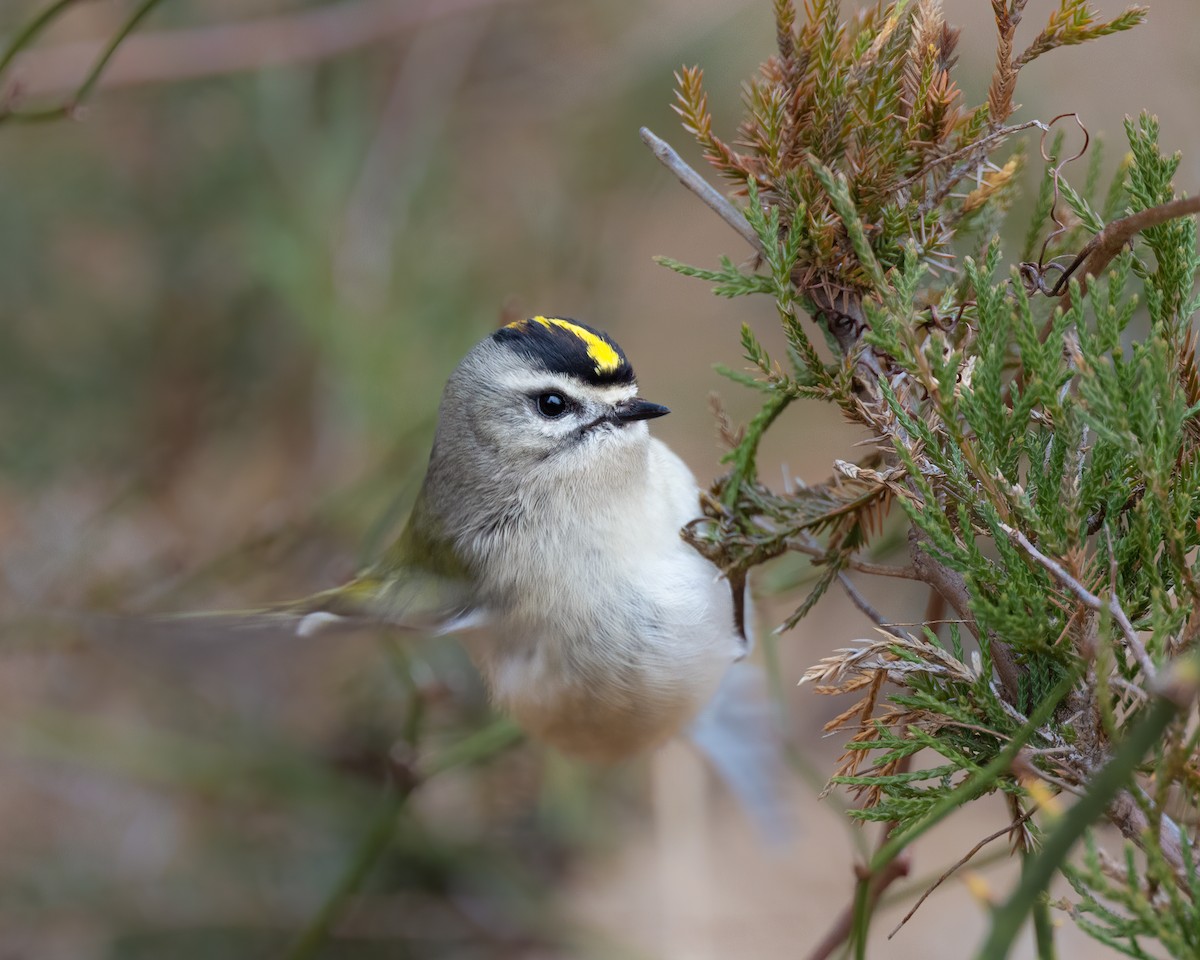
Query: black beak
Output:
[[613, 398, 671, 423]]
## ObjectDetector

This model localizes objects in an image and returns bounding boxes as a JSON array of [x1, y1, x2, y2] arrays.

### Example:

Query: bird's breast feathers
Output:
[[461, 438, 740, 760]]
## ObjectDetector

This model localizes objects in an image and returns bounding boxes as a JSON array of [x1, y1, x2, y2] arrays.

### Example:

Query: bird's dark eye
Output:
[[535, 392, 568, 418]]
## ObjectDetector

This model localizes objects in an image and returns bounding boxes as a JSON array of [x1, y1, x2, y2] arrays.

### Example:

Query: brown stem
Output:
[[1107, 789, 1200, 887], [1010, 194, 1200, 423], [806, 757, 914, 960], [1057, 195, 1200, 309], [805, 856, 910, 960], [909, 529, 1024, 706]]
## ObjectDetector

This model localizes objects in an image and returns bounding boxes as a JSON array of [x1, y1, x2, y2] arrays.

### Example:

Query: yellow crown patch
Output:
[[497, 315, 633, 385], [503, 316, 623, 376]]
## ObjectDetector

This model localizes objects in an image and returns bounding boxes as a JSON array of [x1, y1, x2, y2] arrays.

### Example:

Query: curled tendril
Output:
[[919, 300, 973, 335], [1018, 113, 1092, 297]]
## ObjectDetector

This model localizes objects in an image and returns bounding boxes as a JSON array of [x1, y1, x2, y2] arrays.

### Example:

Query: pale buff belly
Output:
[[466, 632, 729, 764], [503, 681, 708, 764]]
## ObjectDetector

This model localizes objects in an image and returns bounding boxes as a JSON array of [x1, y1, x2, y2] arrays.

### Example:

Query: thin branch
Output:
[[1055, 195, 1200, 306], [894, 119, 1047, 193], [1111, 676, 1149, 703], [1107, 787, 1200, 886], [806, 856, 909, 960], [0, 0, 80, 81], [284, 782, 413, 960], [909, 529, 1024, 705], [1030, 767, 1086, 799], [7, 0, 519, 101], [807, 757, 913, 960], [888, 807, 1037, 939], [0, 0, 171, 123], [640, 126, 763, 255], [837, 572, 890, 631], [999, 523, 1155, 680], [283, 719, 522, 960], [784, 537, 918, 580]]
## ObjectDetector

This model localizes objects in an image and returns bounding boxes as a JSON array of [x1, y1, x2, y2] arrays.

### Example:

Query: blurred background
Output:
[[0, 1, 1196, 957]]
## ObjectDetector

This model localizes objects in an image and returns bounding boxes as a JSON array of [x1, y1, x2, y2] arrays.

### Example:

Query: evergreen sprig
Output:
[[652, 1, 1199, 956]]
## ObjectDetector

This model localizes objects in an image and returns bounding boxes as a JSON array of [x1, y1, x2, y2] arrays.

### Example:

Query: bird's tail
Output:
[[687, 661, 791, 844]]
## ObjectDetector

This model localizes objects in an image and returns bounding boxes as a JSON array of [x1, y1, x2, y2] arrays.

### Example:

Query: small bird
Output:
[[264, 316, 782, 831]]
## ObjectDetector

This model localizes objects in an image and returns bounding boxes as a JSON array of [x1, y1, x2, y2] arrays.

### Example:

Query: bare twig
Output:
[[1, 0, 169, 123], [784, 537, 918, 580], [837, 572, 890, 631], [1054, 195, 1200, 307], [1030, 767, 1086, 799], [894, 119, 1047, 193], [909, 529, 1024, 705], [888, 807, 1037, 939], [1111, 676, 1149, 703], [1108, 788, 1200, 885], [999, 522, 1155, 680], [640, 126, 763, 255]]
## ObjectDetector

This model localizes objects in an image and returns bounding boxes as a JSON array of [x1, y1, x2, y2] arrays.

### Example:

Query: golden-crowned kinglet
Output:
[[295, 316, 784, 833]]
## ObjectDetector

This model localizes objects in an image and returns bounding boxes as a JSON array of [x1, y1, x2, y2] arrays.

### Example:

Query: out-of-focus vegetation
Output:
[[0, 2, 777, 956], [2, 1, 1198, 958]]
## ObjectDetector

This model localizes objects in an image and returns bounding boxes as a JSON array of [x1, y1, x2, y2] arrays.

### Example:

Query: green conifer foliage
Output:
[[654, 2, 1200, 956]]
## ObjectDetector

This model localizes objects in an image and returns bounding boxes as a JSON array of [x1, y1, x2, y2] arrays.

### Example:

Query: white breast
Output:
[[463, 437, 740, 762]]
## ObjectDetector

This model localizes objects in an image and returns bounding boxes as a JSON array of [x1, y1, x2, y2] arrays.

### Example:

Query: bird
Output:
[[233, 315, 784, 833]]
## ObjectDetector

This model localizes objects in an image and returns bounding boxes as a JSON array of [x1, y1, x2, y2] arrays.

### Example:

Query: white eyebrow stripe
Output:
[[494, 369, 639, 403]]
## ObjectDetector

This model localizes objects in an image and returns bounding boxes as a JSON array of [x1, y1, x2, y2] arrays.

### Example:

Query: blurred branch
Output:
[[285, 783, 413, 960], [2, 0, 168, 122], [6, 0, 519, 102], [284, 718, 522, 960], [0, 0, 79, 82], [806, 770, 912, 960], [334, 8, 492, 312]]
